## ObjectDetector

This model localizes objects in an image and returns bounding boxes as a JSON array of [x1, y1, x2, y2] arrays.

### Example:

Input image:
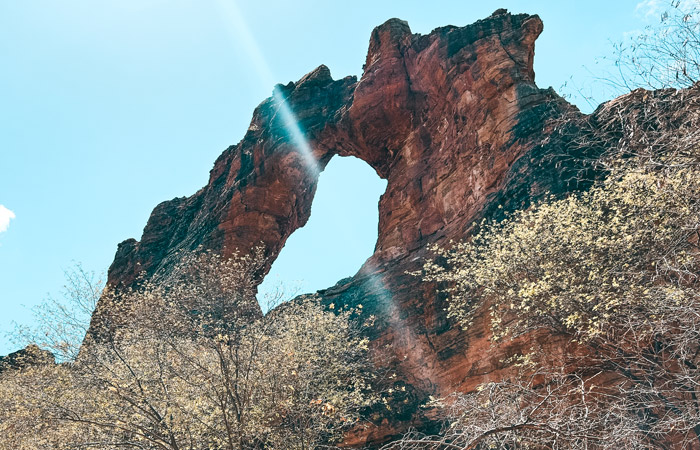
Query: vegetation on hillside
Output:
[[2, 2, 700, 449], [394, 164, 700, 449], [0, 252, 376, 450], [387, 1, 700, 448]]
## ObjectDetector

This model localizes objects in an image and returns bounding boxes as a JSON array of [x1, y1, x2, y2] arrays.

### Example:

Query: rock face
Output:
[[106, 10, 572, 290], [98, 9, 651, 445]]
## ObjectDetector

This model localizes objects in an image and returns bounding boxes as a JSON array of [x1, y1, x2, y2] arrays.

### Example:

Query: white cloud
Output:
[[636, 0, 698, 20], [0, 205, 16, 233], [636, 0, 664, 19]]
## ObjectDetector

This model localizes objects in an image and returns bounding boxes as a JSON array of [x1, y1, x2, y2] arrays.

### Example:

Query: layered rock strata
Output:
[[96, 9, 696, 445]]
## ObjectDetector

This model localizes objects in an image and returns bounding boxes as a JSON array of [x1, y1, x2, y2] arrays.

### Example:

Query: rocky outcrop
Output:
[[94, 9, 691, 446], [0, 345, 55, 373], [105, 10, 572, 292]]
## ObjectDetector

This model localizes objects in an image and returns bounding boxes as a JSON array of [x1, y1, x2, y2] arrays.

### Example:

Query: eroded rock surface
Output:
[[106, 10, 566, 292], [97, 9, 684, 445]]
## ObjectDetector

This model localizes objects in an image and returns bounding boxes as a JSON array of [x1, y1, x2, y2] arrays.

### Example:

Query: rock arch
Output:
[[108, 12, 563, 291], [102, 10, 600, 444], [255, 154, 387, 307]]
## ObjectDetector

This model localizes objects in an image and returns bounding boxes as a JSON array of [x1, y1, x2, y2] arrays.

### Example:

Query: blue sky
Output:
[[0, 0, 661, 354]]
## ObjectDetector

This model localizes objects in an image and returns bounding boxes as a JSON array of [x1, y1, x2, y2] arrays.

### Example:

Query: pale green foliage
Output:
[[0, 365, 82, 450], [419, 162, 700, 447], [0, 251, 374, 450], [426, 167, 700, 342]]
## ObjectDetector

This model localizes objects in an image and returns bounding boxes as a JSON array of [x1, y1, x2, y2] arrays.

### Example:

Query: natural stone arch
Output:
[[107, 11, 560, 294], [99, 10, 610, 444], [255, 154, 387, 307]]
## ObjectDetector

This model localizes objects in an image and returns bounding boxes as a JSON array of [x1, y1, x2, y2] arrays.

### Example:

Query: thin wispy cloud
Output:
[[636, 0, 697, 19], [636, 0, 664, 19], [0, 205, 16, 233]]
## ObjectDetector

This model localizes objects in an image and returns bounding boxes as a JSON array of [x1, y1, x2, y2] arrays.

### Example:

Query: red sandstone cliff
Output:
[[95, 9, 694, 446], [106, 10, 570, 291]]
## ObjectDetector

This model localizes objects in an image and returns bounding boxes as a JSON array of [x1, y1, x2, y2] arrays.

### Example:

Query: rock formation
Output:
[[106, 10, 575, 290], [0, 344, 55, 373], [95, 9, 693, 446]]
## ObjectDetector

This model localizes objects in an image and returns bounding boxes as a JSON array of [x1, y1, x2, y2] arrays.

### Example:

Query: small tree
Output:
[[1, 250, 376, 450], [553, 0, 700, 188], [613, 0, 700, 92], [407, 161, 700, 448], [381, 369, 643, 450], [10, 264, 104, 362]]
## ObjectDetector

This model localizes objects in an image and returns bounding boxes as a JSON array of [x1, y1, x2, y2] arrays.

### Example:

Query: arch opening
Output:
[[256, 155, 387, 310]]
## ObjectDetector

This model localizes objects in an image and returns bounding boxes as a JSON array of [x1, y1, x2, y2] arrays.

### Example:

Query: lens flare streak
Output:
[[213, 0, 320, 176], [361, 261, 441, 391], [272, 87, 320, 176]]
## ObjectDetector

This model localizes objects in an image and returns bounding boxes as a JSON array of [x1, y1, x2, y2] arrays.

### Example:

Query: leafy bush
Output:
[[1, 251, 376, 450], [426, 166, 700, 343], [412, 162, 700, 448]]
